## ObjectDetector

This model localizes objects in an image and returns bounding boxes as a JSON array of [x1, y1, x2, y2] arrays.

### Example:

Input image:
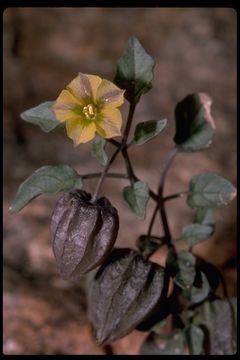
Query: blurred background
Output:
[[3, 8, 236, 355]]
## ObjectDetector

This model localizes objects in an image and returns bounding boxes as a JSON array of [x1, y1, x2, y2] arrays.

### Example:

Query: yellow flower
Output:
[[53, 72, 125, 145]]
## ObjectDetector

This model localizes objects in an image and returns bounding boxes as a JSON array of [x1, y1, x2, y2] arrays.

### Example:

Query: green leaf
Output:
[[91, 138, 108, 166], [150, 319, 167, 334], [166, 250, 196, 289], [137, 235, 164, 258], [140, 330, 186, 355], [187, 173, 236, 208], [114, 36, 155, 104], [197, 258, 220, 293], [173, 93, 216, 152], [194, 208, 215, 226], [20, 101, 64, 132], [190, 298, 236, 354], [181, 223, 214, 246], [122, 181, 149, 220], [184, 324, 204, 355], [182, 272, 210, 304], [133, 119, 167, 145], [9, 165, 82, 213]]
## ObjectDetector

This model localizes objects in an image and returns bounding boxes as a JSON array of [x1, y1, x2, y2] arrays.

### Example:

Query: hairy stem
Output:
[[121, 147, 137, 185], [91, 147, 121, 203], [106, 138, 121, 147], [147, 203, 159, 237], [148, 147, 178, 243], [163, 191, 187, 202], [122, 102, 136, 145], [81, 172, 128, 180], [158, 147, 178, 244], [122, 147, 159, 200], [91, 101, 136, 202]]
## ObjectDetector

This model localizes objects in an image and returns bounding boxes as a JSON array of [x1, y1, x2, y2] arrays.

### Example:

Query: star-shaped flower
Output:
[[53, 73, 125, 145]]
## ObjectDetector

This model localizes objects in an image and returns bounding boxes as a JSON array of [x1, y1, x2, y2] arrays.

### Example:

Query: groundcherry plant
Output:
[[10, 37, 236, 355]]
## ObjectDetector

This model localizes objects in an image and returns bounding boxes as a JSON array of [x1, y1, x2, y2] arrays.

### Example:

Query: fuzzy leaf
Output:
[[140, 330, 186, 355], [88, 248, 166, 345], [194, 208, 215, 226], [133, 119, 167, 145], [181, 223, 214, 246], [137, 235, 164, 258], [166, 250, 196, 289], [184, 324, 204, 355], [173, 93, 216, 152], [181, 272, 210, 304], [91, 138, 108, 166], [190, 298, 236, 354], [9, 165, 82, 213], [197, 258, 220, 293], [187, 173, 236, 208], [122, 181, 149, 220], [114, 36, 155, 103], [20, 101, 63, 132]]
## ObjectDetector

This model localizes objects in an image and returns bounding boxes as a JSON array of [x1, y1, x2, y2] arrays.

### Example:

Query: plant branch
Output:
[[121, 147, 137, 185], [163, 191, 187, 202], [147, 203, 159, 237], [91, 101, 136, 202], [91, 147, 121, 203], [158, 147, 178, 244], [122, 102, 136, 145], [106, 138, 121, 147], [81, 172, 128, 180], [158, 147, 178, 194], [121, 147, 159, 200], [147, 147, 178, 244]]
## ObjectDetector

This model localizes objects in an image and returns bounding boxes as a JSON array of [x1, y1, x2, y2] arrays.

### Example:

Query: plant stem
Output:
[[81, 172, 128, 180], [121, 147, 159, 200], [122, 102, 136, 145], [147, 147, 178, 244], [91, 101, 136, 202], [121, 147, 137, 185], [147, 203, 159, 237], [91, 147, 121, 203], [163, 191, 187, 202], [106, 138, 121, 147], [158, 147, 178, 194]]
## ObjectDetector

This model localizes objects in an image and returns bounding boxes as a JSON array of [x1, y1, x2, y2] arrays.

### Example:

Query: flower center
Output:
[[83, 104, 98, 120]]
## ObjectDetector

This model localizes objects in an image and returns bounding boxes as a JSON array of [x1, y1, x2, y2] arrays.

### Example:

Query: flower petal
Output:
[[96, 79, 125, 107], [53, 90, 83, 123], [96, 108, 122, 138], [66, 119, 96, 145], [67, 73, 102, 103]]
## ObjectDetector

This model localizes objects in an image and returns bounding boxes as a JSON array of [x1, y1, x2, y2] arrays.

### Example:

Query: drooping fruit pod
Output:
[[88, 248, 167, 345], [50, 190, 119, 280]]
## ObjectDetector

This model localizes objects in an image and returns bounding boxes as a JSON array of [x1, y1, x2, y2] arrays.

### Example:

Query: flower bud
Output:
[[50, 190, 119, 280]]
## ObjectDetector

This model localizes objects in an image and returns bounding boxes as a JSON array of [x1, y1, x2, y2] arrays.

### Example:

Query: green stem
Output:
[[163, 191, 187, 202], [91, 147, 121, 203], [121, 145, 159, 202], [122, 102, 136, 145], [91, 101, 136, 202], [147, 147, 178, 244], [81, 172, 128, 180], [121, 147, 137, 186], [106, 138, 121, 147], [147, 203, 159, 237]]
